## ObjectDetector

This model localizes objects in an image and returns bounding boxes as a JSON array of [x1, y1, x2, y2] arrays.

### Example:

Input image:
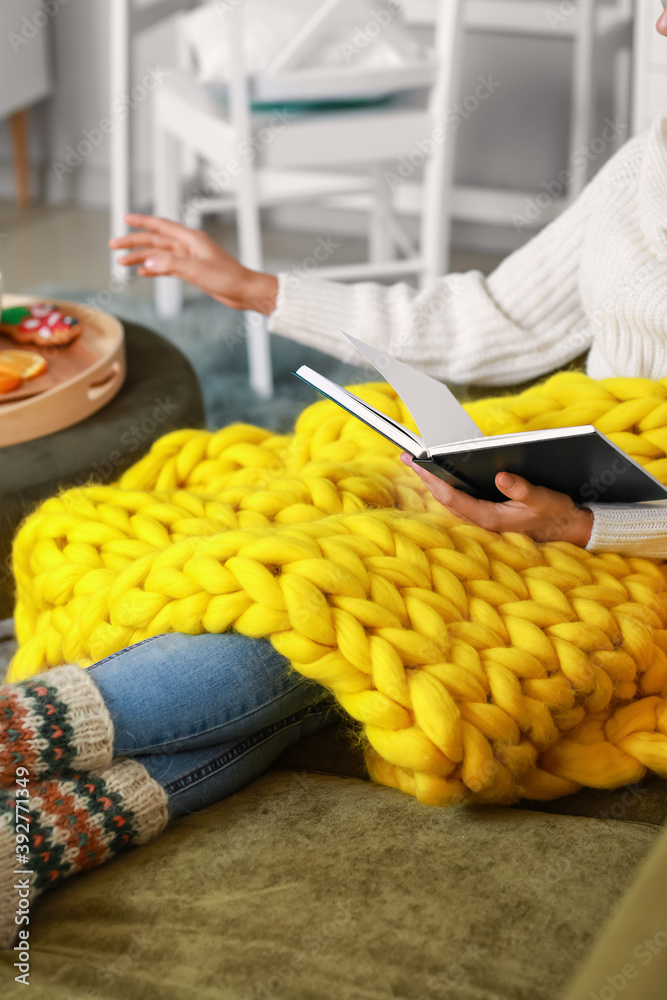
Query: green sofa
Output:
[[2, 720, 667, 1000]]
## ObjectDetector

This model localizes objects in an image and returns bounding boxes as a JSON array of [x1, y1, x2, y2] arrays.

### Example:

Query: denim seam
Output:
[[86, 633, 169, 674], [162, 702, 326, 796]]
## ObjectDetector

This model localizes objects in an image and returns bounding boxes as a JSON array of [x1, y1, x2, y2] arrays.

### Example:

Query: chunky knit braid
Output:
[[7, 374, 667, 807]]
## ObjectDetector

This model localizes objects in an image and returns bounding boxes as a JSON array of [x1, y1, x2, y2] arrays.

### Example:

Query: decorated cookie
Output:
[[0, 303, 82, 347]]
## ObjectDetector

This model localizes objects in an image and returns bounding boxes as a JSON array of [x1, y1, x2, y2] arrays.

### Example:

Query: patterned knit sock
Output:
[[0, 757, 168, 948], [0, 665, 114, 787]]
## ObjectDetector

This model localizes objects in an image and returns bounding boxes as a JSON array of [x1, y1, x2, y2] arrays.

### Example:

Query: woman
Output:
[[3, 6, 667, 949]]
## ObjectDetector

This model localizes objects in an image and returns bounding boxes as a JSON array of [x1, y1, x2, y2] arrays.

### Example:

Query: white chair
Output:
[[109, 0, 632, 397], [397, 0, 633, 231], [109, 0, 200, 276], [147, 0, 461, 397]]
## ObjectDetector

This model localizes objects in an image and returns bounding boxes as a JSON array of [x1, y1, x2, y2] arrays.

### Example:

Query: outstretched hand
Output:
[[401, 454, 593, 546], [109, 214, 279, 314]]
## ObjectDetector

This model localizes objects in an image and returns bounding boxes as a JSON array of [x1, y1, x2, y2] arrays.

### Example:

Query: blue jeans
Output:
[[87, 633, 336, 819]]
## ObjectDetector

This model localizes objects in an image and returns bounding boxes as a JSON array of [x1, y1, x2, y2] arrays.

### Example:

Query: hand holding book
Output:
[[294, 332, 667, 507], [400, 454, 594, 546]]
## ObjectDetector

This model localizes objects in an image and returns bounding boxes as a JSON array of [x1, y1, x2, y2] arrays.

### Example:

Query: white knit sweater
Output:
[[268, 113, 667, 557]]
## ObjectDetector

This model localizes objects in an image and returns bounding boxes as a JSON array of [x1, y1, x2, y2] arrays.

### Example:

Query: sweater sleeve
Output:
[[268, 164, 603, 386], [585, 502, 667, 557]]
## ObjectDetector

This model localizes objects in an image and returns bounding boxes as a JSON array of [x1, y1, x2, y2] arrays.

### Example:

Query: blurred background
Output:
[[0, 0, 653, 427]]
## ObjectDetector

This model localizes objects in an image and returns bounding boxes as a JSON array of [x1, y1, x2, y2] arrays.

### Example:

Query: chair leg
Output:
[[235, 170, 273, 399], [109, 0, 130, 283], [368, 166, 394, 264], [568, 0, 596, 200], [153, 122, 183, 320], [612, 43, 631, 140], [419, 0, 464, 285], [9, 110, 30, 208], [244, 311, 273, 399], [227, 0, 273, 400]]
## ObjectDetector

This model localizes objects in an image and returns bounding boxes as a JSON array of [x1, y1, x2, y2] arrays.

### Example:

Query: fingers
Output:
[[136, 253, 220, 290], [108, 232, 175, 251], [111, 250, 176, 274], [400, 454, 481, 521], [495, 472, 533, 503], [401, 457, 586, 541], [494, 472, 568, 510], [137, 252, 176, 275], [122, 213, 193, 240], [116, 250, 154, 266], [114, 251, 180, 277]]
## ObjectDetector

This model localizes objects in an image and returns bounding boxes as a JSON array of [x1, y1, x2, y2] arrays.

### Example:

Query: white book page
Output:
[[294, 366, 428, 457], [342, 332, 483, 446]]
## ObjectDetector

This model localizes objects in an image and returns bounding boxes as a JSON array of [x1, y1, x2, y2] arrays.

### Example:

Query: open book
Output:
[[293, 333, 667, 504]]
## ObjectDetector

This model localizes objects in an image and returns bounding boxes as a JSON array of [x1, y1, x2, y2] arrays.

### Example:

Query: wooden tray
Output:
[[0, 295, 126, 448]]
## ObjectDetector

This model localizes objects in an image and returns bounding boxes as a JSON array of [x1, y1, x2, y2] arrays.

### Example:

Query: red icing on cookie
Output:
[[1, 303, 82, 347]]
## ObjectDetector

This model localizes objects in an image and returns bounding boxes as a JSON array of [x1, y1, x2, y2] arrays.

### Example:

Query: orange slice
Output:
[[0, 350, 47, 380], [0, 366, 21, 394]]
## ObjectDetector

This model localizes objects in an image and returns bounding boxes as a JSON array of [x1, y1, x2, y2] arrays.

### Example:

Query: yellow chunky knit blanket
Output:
[[9, 372, 667, 807]]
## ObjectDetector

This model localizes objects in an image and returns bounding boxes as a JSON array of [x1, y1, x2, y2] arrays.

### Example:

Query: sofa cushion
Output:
[[0, 772, 659, 1000]]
